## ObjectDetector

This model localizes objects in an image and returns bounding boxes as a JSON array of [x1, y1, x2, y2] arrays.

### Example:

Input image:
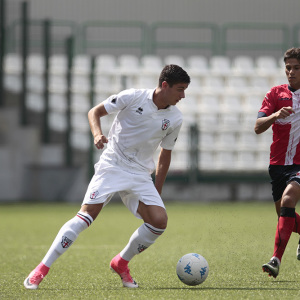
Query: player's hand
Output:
[[275, 106, 295, 120], [94, 134, 108, 149]]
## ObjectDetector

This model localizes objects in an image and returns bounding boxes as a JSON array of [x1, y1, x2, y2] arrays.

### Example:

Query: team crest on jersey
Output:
[[90, 190, 99, 199], [161, 119, 170, 130], [61, 236, 73, 248]]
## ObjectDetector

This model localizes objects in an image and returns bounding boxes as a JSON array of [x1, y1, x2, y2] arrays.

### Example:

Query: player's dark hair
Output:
[[158, 64, 190, 87], [284, 48, 300, 63]]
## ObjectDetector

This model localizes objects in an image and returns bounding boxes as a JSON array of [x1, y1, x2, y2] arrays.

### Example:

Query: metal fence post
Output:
[[65, 36, 74, 167], [20, 1, 29, 126], [42, 19, 51, 143], [0, 0, 6, 107], [189, 123, 199, 183], [88, 56, 95, 180]]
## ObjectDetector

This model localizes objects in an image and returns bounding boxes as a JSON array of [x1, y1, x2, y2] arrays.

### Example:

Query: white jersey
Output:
[[101, 88, 183, 174]]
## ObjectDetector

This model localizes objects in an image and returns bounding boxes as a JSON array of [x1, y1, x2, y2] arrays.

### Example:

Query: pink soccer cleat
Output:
[[110, 254, 138, 288], [24, 263, 49, 290]]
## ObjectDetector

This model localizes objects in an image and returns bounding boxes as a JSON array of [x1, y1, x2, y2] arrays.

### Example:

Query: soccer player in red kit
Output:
[[255, 47, 300, 278]]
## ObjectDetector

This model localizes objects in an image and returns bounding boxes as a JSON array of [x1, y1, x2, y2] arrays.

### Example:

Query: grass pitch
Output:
[[1, 201, 300, 299]]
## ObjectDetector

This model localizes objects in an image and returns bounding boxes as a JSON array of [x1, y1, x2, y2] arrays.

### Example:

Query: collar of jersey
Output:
[[147, 88, 172, 111], [288, 85, 300, 94]]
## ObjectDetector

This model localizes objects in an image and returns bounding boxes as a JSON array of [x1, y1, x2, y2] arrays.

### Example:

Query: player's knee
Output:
[[281, 194, 296, 208], [80, 203, 103, 220], [150, 213, 168, 230], [158, 217, 168, 230]]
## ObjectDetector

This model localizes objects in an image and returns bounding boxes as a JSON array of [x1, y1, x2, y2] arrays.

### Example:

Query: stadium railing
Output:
[[220, 22, 290, 57], [4, 20, 297, 58], [80, 20, 149, 56], [149, 21, 220, 56], [6, 19, 80, 53]]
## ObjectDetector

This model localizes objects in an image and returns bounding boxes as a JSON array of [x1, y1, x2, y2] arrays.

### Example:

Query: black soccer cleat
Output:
[[262, 258, 280, 278], [297, 239, 300, 260]]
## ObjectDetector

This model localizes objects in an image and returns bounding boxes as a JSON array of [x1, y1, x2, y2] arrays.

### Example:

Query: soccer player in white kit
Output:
[[24, 64, 190, 289]]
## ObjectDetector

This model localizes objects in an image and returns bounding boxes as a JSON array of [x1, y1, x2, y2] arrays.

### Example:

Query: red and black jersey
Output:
[[259, 84, 300, 165]]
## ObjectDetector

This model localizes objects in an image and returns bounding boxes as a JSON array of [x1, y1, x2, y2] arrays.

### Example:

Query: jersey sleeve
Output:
[[259, 88, 277, 116], [102, 89, 136, 114], [160, 124, 182, 150]]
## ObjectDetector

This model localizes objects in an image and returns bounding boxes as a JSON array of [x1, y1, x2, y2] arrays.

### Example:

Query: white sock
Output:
[[120, 223, 165, 262], [42, 212, 93, 268]]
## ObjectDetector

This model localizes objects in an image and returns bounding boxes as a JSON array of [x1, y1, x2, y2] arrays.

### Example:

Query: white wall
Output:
[[15, 0, 299, 26]]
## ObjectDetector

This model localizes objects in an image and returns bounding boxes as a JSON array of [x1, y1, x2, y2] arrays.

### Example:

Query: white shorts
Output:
[[82, 158, 165, 219]]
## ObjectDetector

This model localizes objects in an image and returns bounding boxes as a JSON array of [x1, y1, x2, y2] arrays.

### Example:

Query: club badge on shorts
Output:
[[90, 190, 99, 199], [161, 119, 170, 130]]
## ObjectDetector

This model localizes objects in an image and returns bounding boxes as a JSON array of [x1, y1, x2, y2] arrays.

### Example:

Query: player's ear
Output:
[[161, 81, 169, 89]]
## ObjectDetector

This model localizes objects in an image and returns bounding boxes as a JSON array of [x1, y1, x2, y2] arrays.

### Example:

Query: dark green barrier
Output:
[[221, 22, 290, 55], [81, 20, 148, 56], [149, 21, 220, 56]]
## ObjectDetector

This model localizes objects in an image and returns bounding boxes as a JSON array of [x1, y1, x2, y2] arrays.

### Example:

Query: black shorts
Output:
[[269, 164, 300, 202]]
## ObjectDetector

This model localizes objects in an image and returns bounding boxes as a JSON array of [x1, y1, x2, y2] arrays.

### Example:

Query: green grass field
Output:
[[1, 201, 300, 299]]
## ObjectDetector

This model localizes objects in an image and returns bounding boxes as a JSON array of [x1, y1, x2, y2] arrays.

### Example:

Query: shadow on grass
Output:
[[138, 280, 300, 291], [84, 283, 299, 292], [147, 286, 300, 291], [270, 280, 298, 283]]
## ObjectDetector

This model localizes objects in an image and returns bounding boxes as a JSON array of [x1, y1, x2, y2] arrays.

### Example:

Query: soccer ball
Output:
[[176, 253, 209, 286]]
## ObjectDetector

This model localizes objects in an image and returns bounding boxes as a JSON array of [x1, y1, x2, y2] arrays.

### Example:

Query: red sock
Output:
[[273, 216, 295, 261], [293, 212, 300, 234]]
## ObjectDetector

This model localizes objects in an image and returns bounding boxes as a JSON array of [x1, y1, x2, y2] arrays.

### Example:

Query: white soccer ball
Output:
[[176, 253, 209, 286]]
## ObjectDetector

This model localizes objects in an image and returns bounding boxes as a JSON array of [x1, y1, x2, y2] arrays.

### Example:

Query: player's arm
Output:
[[88, 102, 109, 149], [254, 106, 294, 134], [155, 148, 172, 195]]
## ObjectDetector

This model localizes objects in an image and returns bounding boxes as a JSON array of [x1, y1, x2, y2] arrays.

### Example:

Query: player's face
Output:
[[163, 82, 189, 106], [285, 58, 300, 90]]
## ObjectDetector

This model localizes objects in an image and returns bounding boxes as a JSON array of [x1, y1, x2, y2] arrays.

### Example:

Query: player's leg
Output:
[[263, 181, 300, 277], [272, 166, 300, 258], [274, 198, 281, 217], [120, 202, 167, 261], [24, 159, 124, 289], [290, 168, 300, 259], [24, 203, 103, 289], [275, 198, 300, 260], [109, 171, 167, 288], [292, 204, 300, 260], [110, 202, 167, 288], [275, 197, 300, 233]]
